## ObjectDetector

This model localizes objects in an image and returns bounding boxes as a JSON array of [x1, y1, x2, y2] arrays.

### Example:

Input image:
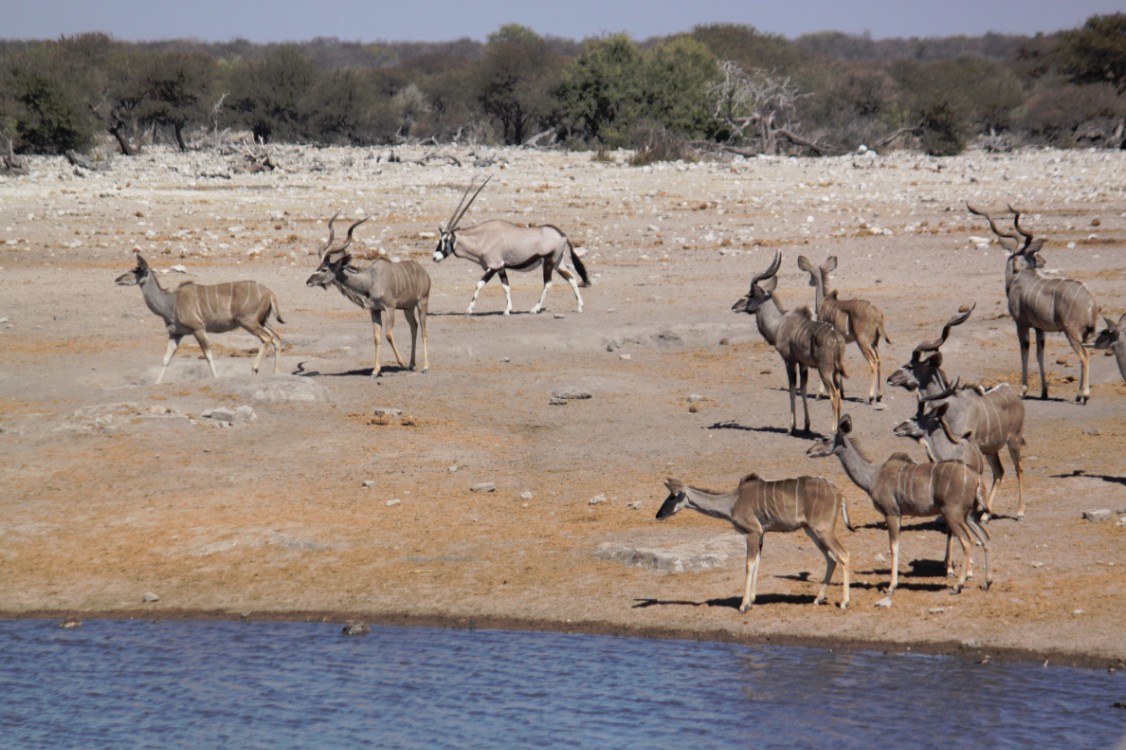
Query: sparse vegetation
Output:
[[1, 15, 1123, 159]]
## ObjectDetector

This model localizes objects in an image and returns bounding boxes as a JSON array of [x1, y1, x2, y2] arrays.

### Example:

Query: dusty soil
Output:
[[1, 144, 1123, 668]]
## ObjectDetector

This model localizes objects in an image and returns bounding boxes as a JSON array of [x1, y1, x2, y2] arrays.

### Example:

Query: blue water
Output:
[[0, 619, 1121, 749]]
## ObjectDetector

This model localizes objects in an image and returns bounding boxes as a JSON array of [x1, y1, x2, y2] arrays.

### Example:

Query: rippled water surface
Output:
[[0, 619, 1122, 749]]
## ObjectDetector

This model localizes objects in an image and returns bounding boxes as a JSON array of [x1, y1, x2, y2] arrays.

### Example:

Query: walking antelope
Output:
[[968, 203, 1099, 403], [732, 250, 848, 435], [807, 414, 991, 600], [432, 175, 590, 315], [115, 253, 284, 383], [1090, 313, 1126, 383], [888, 305, 1026, 520], [307, 212, 431, 377], [656, 475, 850, 611], [797, 254, 891, 403]]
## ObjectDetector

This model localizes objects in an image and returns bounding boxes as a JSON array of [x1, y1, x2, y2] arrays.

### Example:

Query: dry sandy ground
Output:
[[1, 144, 1123, 668]]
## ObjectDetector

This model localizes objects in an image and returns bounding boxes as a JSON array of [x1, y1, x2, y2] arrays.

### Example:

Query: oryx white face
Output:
[[433, 230, 454, 263]]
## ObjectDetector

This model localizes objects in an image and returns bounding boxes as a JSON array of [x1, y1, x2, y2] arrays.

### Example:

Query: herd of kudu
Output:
[[117, 178, 1118, 612]]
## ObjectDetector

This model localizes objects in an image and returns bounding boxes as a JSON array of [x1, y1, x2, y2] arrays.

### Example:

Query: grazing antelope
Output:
[[307, 212, 430, 378], [432, 175, 590, 315], [968, 203, 1099, 403], [797, 254, 891, 404], [656, 475, 850, 611], [115, 253, 284, 384], [732, 250, 848, 434], [807, 414, 991, 600], [1090, 313, 1126, 383], [888, 304, 1026, 519]]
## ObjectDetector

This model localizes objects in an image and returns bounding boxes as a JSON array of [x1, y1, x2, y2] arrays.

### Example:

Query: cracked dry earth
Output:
[[1, 144, 1123, 667]]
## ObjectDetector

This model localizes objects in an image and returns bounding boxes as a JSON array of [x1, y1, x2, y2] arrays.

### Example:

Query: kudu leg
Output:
[[1066, 331, 1091, 404], [1034, 328, 1049, 399], [740, 534, 764, 613], [380, 308, 407, 369], [417, 300, 430, 372], [402, 306, 420, 370], [242, 322, 276, 375], [1008, 441, 1025, 519], [858, 339, 880, 403], [193, 331, 218, 379], [798, 366, 812, 434], [982, 453, 1005, 521], [157, 335, 184, 384], [369, 309, 384, 377], [886, 516, 902, 596], [785, 361, 799, 434], [1016, 324, 1032, 398], [804, 528, 848, 608]]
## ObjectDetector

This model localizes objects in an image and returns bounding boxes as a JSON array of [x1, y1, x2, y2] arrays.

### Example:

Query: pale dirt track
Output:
[[1, 145, 1123, 667]]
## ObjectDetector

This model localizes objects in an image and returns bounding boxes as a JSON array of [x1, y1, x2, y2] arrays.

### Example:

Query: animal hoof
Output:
[[950, 586, 963, 595], [982, 581, 993, 592], [814, 597, 827, 606], [838, 601, 849, 610], [874, 596, 893, 608]]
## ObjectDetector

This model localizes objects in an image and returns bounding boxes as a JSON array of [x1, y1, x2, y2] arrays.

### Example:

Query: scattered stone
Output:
[[246, 378, 328, 403], [1073, 609, 1084, 616], [57, 617, 82, 629], [362, 480, 375, 489], [553, 313, 565, 319], [688, 404, 699, 413], [520, 491, 534, 501], [627, 501, 643, 510], [201, 406, 256, 424], [962, 639, 981, 649], [471, 482, 496, 493], [874, 596, 893, 608], [588, 493, 607, 505], [142, 592, 160, 603], [552, 387, 592, 400], [874, 553, 887, 563], [1082, 509, 1113, 522], [342, 622, 371, 636], [928, 607, 945, 615], [386, 498, 401, 507], [619, 353, 631, 361], [687, 394, 705, 403], [448, 465, 460, 473], [1031, 561, 1044, 568], [549, 396, 567, 406], [1083, 428, 1101, 436], [373, 408, 403, 418], [594, 533, 745, 573]]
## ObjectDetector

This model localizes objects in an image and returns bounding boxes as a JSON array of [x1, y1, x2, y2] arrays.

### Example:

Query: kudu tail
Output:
[[567, 240, 591, 287], [877, 316, 891, 345], [270, 292, 286, 325]]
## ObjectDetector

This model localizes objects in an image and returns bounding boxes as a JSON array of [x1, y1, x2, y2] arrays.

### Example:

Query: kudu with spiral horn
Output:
[[307, 211, 431, 377], [968, 202, 1098, 403]]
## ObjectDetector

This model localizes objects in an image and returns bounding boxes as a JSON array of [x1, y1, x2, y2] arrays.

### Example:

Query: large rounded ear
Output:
[[839, 414, 852, 434], [135, 253, 149, 270], [927, 352, 944, 367], [761, 276, 778, 292], [797, 255, 814, 273], [824, 255, 838, 272], [934, 402, 950, 418]]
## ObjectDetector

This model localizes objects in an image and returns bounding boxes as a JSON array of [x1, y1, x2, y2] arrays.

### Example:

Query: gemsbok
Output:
[[807, 414, 992, 602], [1090, 313, 1126, 383], [797, 254, 891, 404], [656, 475, 850, 611], [115, 253, 284, 384], [968, 203, 1099, 403], [732, 250, 848, 435], [307, 212, 431, 378], [432, 175, 590, 315], [888, 306, 1026, 520]]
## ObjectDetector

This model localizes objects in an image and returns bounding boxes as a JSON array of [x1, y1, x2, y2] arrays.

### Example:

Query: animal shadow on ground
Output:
[[708, 420, 826, 440], [428, 309, 530, 317], [633, 593, 815, 610], [292, 362, 415, 378], [1052, 468, 1126, 486]]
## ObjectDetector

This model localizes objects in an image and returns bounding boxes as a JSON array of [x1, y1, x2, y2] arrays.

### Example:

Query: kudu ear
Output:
[[839, 414, 852, 434], [824, 255, 838, 273], [761, 276, 778, 293], [934, 402, 950, 418], [927, 352, 944, 367], [797, 255, 815, 273]]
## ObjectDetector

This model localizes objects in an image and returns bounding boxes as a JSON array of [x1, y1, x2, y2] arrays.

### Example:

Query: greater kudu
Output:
[[307, 212, 431, 377], [887, 305, 1026, 520], [732, 250, 848, 435], [968, 203, 1099, 403], [807, 414, 992, 601], [656, 475, 850, 611], [432, 175, 590, 315], [115, 253, 284, 383], [797, 254, 891, 404]]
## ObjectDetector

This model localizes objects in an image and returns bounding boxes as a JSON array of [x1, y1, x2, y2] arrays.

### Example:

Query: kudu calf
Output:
[[307, 212, 430, 377], [1090, 313, 1126, 383], [732, 250, 848, 435], [432, 175, 590, 315], [115, 253, 284, 383], [888, 305, 1026, 520], [797, 254, 891, 404], [968, 203, 1099, 403], [807, 414, 991, 601], [657, 475, 850, 611]]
